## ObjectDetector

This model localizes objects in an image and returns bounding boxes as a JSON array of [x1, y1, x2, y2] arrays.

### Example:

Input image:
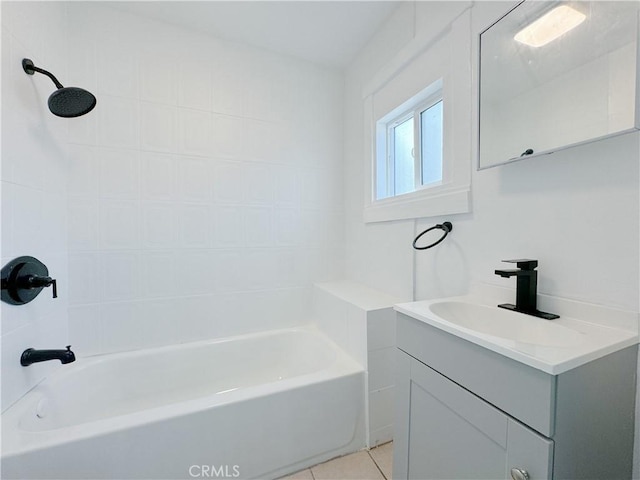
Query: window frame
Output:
[[362, 9, 472, 224]]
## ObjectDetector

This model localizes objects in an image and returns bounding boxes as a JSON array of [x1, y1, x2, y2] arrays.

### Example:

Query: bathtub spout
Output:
[[21, 346, 75, 366]]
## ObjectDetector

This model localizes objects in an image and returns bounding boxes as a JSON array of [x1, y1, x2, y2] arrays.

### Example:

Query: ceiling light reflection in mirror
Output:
[[514, 5, 586, 48]]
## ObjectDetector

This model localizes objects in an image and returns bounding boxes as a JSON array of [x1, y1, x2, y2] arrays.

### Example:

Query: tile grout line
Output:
[[367, 450, 388, 480], [309, 467, 316, 480]]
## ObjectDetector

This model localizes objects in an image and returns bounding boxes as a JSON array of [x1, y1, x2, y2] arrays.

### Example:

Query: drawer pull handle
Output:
[[510, 468, 530, 480]]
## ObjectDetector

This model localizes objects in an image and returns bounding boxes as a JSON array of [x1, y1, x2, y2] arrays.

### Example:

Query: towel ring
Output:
[[412, 222, 453, 250]]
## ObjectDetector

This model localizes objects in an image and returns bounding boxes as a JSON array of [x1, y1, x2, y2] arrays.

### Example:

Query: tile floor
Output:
[[281, 442, 393, 480]]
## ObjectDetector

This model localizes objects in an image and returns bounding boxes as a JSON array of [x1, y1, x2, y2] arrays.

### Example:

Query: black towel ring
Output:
[[413, 222, 453, 250]]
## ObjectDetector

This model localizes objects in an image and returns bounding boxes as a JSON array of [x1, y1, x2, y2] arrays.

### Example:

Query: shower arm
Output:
[[22, 59, 64, 89]]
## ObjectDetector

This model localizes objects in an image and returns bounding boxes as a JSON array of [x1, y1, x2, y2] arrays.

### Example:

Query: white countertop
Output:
[[394, 293, 639, 375]]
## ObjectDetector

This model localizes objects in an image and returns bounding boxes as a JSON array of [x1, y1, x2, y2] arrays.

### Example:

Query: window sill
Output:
[[364, 184, 470, 223]]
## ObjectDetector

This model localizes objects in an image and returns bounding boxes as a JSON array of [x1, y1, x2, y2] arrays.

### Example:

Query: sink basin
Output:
[[429, 301, 585, 347], [395, 293, 639, 374]]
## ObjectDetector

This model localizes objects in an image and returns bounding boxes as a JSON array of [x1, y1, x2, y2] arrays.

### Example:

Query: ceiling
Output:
[[108, 1, 400, 69]]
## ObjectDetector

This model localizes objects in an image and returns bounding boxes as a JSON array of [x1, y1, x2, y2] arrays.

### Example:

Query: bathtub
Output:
[[1, 327, 365, 479]]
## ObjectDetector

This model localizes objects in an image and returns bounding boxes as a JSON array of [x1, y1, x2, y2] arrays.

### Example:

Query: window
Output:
[[375, 92, 443, 201]]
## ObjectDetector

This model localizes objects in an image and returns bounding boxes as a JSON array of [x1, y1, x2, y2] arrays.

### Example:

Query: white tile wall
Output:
[[60, 4, 344, 356], [1, 0, 344, 416], [367, 308, 397, 350], [139, 56, 178, 105], [369, 386, 394, 433], [140, 152, 173, 200], [97, 96, 140, 149], [1, 2, 69, 411], [141, 202, 176, 249], [368, 347, 395, 392], [179, 60, 212, 112], [140, 102, 178, 153]]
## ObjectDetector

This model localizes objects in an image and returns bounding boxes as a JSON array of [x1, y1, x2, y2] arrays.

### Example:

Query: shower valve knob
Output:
[[24, 275, 57, 298], [1, 256, 58, 305]]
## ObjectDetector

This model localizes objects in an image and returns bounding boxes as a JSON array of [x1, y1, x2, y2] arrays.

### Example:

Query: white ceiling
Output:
[[108, 1, 400, 69]]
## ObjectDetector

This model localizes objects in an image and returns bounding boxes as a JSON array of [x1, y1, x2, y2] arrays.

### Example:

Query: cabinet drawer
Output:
[[397, 312, 556, 436]]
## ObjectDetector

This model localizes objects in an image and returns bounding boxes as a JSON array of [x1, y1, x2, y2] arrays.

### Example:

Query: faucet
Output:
[[494, 259, 559, 320], [21, 345, 75, 366]]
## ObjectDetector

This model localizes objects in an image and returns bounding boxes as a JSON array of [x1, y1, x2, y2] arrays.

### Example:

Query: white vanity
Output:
[[393, 290, 638, 480]]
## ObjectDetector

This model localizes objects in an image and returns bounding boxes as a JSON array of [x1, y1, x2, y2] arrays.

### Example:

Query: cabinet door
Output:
[[396, 353, 553, 480]]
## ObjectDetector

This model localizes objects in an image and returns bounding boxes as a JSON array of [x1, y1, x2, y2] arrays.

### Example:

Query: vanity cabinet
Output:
[[394, 313, 638, 480]]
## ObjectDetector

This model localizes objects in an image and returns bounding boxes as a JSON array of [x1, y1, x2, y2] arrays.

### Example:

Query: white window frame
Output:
[[362, 11, 472, 224]]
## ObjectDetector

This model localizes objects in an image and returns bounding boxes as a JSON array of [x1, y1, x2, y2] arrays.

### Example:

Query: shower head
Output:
[[22, 58, 96, 118], [47, 87, 97, 118]]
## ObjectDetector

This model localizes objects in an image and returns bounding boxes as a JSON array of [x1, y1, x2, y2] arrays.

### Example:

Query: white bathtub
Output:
[[1, 327, 365, 479]]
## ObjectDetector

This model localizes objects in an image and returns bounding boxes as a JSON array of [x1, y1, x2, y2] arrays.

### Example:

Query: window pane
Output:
[[421, 101, 443, 185], [393, 117, 414, 195]]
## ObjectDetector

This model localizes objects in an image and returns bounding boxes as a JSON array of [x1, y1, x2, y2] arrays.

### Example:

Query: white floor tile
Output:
[[369, 442, 393, 480]]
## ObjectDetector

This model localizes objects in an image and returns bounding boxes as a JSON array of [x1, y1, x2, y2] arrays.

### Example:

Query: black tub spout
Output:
[[20, 346, 75, 366]]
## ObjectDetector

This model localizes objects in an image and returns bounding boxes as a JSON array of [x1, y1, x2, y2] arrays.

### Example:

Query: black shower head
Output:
[[47, 87, 97, 118], [22, 58, 96, 118]]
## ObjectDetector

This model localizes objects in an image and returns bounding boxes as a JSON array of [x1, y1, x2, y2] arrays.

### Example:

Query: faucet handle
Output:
[[501, 259, 538, 270], [25, 275, 57, 298]]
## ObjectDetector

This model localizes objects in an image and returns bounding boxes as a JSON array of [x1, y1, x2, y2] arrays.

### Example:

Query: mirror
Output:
[[478, 1, 639, 169]]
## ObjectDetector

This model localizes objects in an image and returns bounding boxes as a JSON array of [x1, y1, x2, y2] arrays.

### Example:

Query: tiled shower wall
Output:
[[64, 4, 345, 355], [1, 2, 70, 410]]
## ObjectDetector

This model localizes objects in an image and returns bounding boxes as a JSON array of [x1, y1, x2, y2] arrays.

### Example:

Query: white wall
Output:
[[1, 1, 70, 411], [63, 3, 344, 356], [343, 1, 640, 475]]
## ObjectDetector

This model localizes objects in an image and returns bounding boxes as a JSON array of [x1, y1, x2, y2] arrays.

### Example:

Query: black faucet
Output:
[[21, 345, 75, 366], [494, 259, 559, 320]]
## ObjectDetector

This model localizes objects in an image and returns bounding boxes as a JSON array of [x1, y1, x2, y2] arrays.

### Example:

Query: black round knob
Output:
[[1, 257, 57, 305]]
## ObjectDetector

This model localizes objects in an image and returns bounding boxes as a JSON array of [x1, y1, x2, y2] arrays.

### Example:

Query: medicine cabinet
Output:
[[478, 1, 640, 169]]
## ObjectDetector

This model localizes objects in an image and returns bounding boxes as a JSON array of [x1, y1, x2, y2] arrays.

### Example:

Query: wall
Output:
[[1, 1, 70, 411], [343, 1, 640, 475], [64, 3, 344, 356]]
